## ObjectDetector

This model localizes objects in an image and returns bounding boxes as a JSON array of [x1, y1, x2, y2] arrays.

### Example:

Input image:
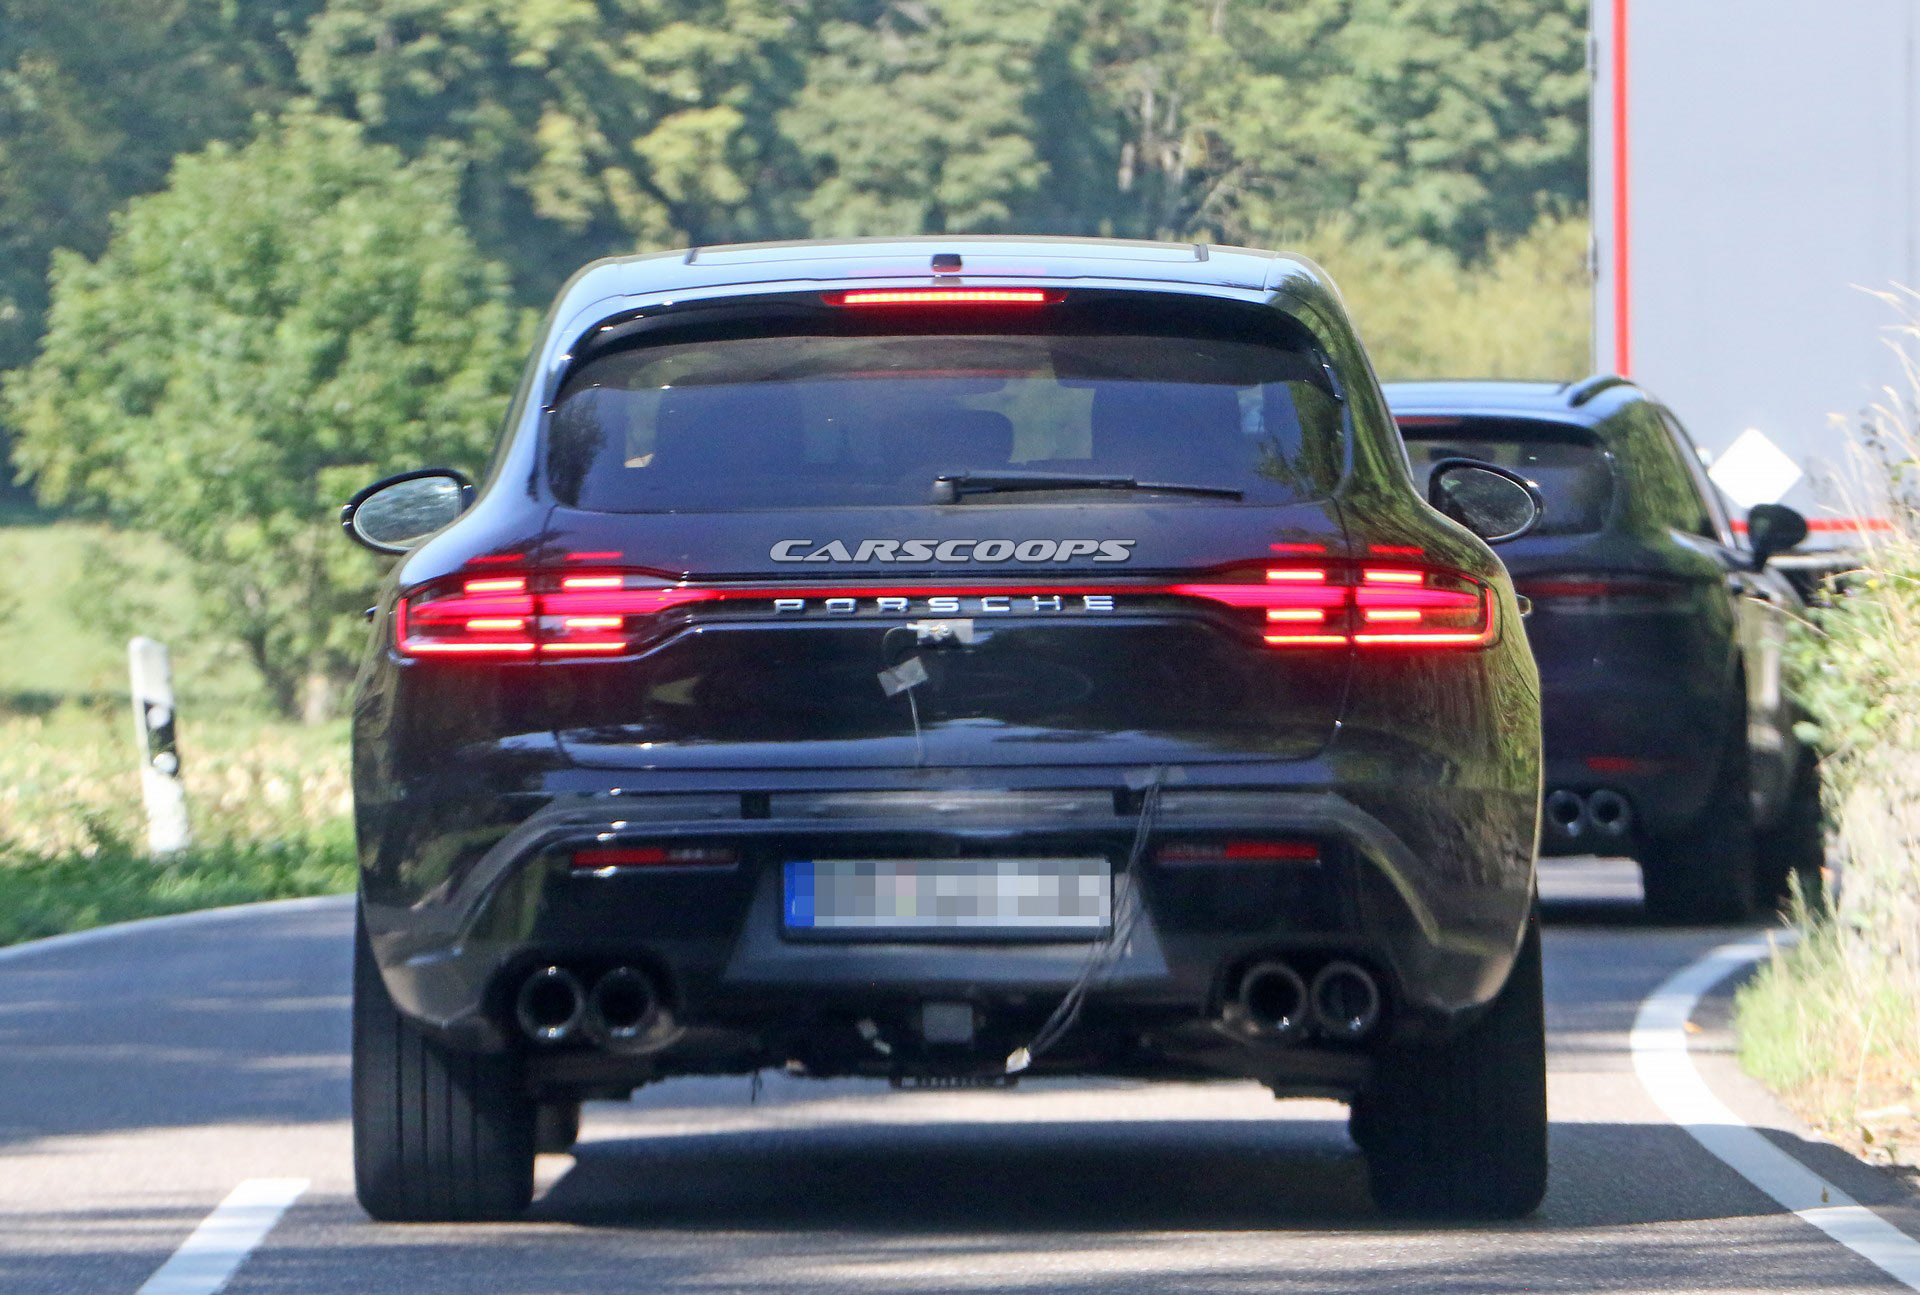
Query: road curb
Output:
[[0, 892, 352, 966]]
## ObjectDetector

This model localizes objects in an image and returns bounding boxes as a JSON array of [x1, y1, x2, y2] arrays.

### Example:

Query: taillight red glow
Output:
[[1158, 840, 1321, 864], [396, 560, 1497, 658], [1515, 573, 1693, 605], [397, 569, 716, 659], [570, 845, 738, 870], [829, 288, 1058, 307], [1174, 563, 1497, 650]]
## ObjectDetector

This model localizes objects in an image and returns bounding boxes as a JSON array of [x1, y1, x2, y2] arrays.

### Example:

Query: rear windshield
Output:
[[1398, 416, 1614, 536], [546, 303, 1344, 511]]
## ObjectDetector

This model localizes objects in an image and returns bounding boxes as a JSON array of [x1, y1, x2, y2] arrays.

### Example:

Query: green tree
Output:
[[779, 0, 1057, 237], [296, 0, 805, 298], [0, 0, 319, 377], [1048, 0, 1587, 253], [2, 113, 528, 720]]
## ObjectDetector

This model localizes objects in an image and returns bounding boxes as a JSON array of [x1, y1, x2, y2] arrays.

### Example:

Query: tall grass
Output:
[[0, 707, 354, 945], [1735, 286, 1920, 1163]]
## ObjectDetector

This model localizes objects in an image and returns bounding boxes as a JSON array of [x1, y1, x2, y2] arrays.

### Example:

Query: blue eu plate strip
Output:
[[784, 861, 816, 928]]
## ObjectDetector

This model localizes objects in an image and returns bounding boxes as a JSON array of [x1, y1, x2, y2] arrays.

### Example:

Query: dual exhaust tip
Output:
[[1545, 787, 1633, 841], [514, 965, 662, 1047], [1234, 959, 1381, 1043]]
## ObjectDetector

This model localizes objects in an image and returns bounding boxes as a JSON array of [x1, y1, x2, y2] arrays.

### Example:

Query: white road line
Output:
[[1632, 937, 1920, 1289], [134, 1178, 307, 1295], [0, 894, 349, 966]]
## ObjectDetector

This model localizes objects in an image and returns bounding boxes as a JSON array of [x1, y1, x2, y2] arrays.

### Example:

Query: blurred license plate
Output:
[[783, 857, 1111, 937]]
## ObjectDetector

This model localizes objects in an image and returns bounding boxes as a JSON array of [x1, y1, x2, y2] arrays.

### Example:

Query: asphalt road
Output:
[[1, 857, 1915, 1294]]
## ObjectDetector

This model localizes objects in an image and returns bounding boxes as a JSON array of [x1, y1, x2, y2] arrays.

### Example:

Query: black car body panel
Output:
[[1385, 378, 1804, 856], [349, 238, 1540, 1104]]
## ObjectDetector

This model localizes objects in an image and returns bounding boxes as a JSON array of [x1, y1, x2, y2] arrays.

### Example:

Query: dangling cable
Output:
[[1006, 770, 1165, 1074]]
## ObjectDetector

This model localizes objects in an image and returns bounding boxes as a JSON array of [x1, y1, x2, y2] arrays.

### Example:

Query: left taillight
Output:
[[395, 569, 713, 659]]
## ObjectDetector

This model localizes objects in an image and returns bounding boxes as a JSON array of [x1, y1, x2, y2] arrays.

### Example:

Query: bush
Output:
[[1734, 286, 1920, 1163]]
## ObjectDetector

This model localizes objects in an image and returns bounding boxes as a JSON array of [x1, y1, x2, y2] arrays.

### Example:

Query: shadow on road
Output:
[[524, 1117, 1804, 1233]]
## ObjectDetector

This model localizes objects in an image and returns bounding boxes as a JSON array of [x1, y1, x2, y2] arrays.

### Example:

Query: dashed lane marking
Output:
[[1632, 937, 1920, 1290], [134, 1178, 307, 1295]]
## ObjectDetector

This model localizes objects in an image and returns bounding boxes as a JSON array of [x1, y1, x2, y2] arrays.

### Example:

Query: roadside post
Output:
[[128, 636, 191, 855]]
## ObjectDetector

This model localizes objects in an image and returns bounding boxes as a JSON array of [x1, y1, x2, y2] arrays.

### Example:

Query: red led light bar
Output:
[[397, 559, 1497, 659], [829, 288, 1058, 307]]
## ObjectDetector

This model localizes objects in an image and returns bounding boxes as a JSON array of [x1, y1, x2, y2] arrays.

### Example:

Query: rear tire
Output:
[[1754, 748, 1825, 913], [1640, 704, 1757, 924], [535, 1101, 582, 1154], [352, 912, 536, 1222], [1351, 907, 1548, 1219]]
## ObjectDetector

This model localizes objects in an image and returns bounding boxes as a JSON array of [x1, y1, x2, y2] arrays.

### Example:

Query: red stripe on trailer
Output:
[[1613, 0, 1632, 376]]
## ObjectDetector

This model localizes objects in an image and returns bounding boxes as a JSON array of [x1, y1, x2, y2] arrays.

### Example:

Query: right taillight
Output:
[[396, 569, 713, 658], [1170, 563, 1496, 650], [1514, 572, 1693, 610]]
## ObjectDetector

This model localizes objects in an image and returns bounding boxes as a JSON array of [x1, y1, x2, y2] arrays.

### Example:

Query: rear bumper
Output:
[[359, 763, 1536, 1073], [1536, 678, 1724, 853]]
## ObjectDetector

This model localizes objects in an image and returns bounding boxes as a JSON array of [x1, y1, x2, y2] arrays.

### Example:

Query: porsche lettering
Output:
[[770, 595, 1117, 614]]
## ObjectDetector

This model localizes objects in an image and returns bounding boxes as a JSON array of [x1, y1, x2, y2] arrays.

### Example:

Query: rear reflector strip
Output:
[[570, 845, 738, 870], [1158, 840, 1321, 864]]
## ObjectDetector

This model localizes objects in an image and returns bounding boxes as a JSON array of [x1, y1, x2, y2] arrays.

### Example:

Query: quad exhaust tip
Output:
[[515, 966, 586, 1044], [1236, 961, 1311, 1042], [1545, 788, 1587, 837], [585, 966, 661, 1045], [1309, 961, 1381, 1041], [1587, 788, 1633, 837]]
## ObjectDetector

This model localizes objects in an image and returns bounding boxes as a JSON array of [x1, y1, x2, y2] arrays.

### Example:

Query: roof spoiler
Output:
[[1565, 374, 1631, 407]]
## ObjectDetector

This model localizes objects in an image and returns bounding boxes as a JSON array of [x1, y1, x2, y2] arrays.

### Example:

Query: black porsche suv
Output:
[[341, 237, 1549, 1223], [1386, 379, 1822, 923]]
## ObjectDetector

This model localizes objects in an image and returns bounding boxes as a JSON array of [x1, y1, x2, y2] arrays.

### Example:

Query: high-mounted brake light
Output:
[[827, 289, 1059, 307]]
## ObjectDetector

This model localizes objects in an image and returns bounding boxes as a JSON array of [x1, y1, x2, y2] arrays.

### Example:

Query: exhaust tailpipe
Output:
[[1587, 788, 1633, 838], [585, 966, 661, 1046], [1544, 788, 1587, 839], [1236, 961, 1310, 1042], [1309, 961, 1382, 1041], [515, 965, 585, 1044]]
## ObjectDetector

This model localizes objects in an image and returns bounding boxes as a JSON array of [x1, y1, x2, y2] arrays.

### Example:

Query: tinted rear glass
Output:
[[547, 302, 1344, 511], [1399, 416, 1614, 536]]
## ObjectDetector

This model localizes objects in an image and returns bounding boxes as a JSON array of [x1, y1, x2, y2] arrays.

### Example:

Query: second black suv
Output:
[[1388, 377, 1822, 922]]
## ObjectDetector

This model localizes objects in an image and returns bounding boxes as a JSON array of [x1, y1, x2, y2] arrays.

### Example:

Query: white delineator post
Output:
[[128, 636, 191, 855]]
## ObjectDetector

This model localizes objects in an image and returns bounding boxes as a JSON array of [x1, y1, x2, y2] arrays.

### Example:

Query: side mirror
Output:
[[1426, 458, 1544, 544], [340, 468, 474, 554], [1746, 502, 1808, 568]]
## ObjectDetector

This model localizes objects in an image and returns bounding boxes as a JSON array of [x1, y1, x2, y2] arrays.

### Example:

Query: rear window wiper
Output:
[[930, 472, 1243, 503]]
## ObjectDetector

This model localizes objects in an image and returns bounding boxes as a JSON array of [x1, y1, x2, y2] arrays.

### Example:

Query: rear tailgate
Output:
[[532, 503, 1355, 769]]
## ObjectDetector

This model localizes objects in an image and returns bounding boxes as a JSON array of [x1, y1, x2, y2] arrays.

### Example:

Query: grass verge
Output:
[[1737, 904, 1920, 1169], [0, 826, 356, 947]]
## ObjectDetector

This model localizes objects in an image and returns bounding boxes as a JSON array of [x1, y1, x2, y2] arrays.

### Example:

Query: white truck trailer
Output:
[[1589, 0, 1917, 544]]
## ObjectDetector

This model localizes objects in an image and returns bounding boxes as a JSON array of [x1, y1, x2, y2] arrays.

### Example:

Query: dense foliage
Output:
[[1, 115, 527, 719], [1, 0, 1592, 714], [1735, 291, 1920, 1163]]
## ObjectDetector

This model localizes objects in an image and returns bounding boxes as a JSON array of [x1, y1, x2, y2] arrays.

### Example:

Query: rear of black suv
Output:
[[343, 238, 1546, 1223]]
